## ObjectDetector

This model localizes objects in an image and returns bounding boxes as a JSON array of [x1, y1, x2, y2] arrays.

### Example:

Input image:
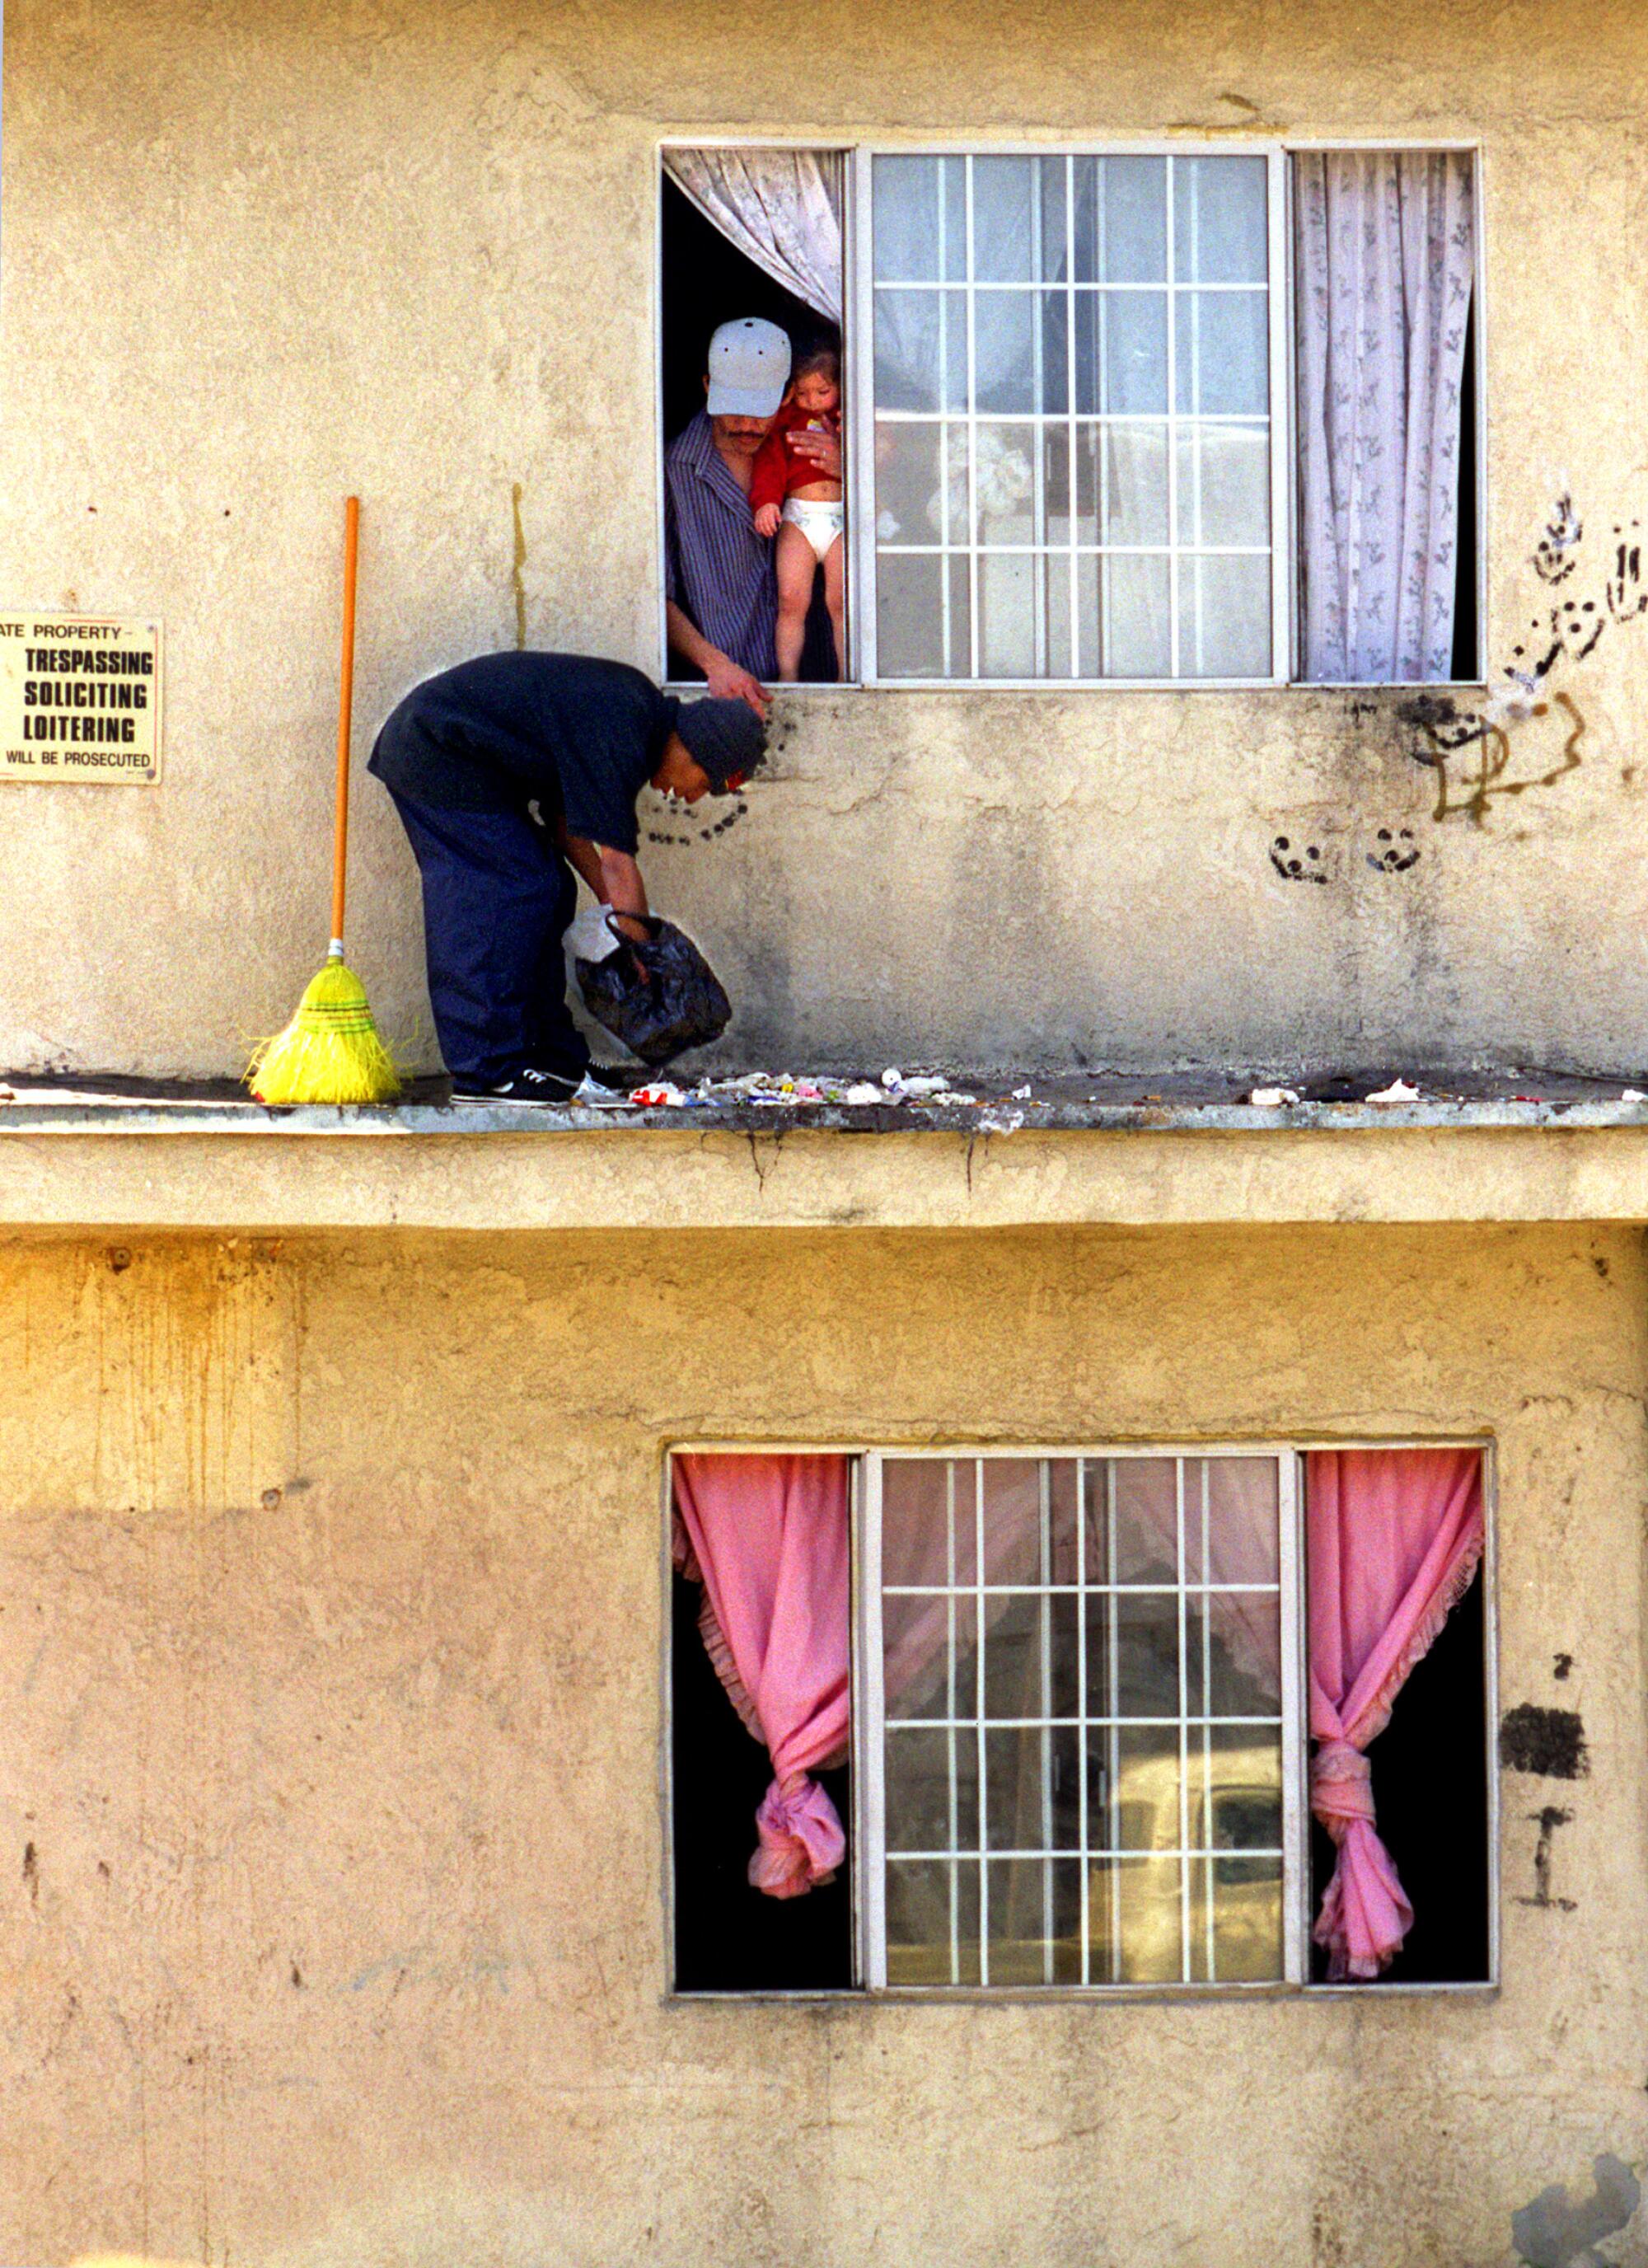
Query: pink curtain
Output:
[[1307, 1448, 1484, 1978], [672, 1454, 850, 1900]]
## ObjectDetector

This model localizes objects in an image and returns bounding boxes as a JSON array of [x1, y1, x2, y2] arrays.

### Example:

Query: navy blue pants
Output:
[[388, 790, 592, 1085]]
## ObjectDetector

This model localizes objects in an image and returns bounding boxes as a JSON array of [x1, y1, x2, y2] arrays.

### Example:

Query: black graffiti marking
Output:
[[1270, 835, 1327, 883], [1401, 496, 1639, 819], [1555, 597, 1606, 663], [1366, 826, 1419, 874], [1533, 490, 1583, 584], [1607, 527, 1647, 621], [1516, 1805, 1577, 1913], [644, 795, 751, 847]]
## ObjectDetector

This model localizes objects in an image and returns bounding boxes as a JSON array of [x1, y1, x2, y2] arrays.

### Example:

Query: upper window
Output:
[[657, 144, 1482, 693], [868, 154, 1278, 683]]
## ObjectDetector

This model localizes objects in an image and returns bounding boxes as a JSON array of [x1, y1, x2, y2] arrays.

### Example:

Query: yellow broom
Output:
[[248, 495, 400, 1104]]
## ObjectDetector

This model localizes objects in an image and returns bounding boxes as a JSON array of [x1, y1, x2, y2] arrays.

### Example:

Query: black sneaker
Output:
[[451, 1066, 624, 1107]]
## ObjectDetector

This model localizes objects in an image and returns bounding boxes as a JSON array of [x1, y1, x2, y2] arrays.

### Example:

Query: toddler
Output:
[[751, 344, 844, 681]]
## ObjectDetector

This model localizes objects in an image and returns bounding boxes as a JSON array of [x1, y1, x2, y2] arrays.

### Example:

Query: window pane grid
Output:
[[870, 152, 1274, 681], [877, 1454, 1286, 1989]]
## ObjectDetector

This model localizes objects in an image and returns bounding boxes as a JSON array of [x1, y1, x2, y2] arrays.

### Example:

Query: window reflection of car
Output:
[[1098, 1742, 1284, 1984], [887, 1739, 1285, 1987]]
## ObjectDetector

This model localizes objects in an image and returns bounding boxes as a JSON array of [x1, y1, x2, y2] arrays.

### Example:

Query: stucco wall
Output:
[[3, 0, 1647, 1080], [0, 1221, 1641, 2266]]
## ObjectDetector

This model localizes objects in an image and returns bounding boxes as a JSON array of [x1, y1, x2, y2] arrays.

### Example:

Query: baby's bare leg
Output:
[[822, 532, 845, 681], [775, 521, 817, 683]]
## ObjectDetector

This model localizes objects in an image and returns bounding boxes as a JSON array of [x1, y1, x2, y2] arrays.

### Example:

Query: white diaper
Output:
[[781, 495, 845, 564]]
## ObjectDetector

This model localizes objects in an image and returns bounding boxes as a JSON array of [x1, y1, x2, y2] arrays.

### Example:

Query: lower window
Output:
[[668, 1444, 1491, 1995]]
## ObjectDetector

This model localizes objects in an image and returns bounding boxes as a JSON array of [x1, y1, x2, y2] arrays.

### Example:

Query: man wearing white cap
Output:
[[665, 316, 840, 713]]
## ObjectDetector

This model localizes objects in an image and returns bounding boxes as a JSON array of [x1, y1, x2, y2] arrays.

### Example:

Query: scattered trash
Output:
[[630, 1081, 686, 1108], [1011, 1083, 1032, 1100], [882, 1067, 904, 1089], [0, 1085, 12, 1101], [1366, 1078, 1421, 1104], [1623, 1089, 1648, 1103], [844, 1082, 883, 1105], [1248, 1086, 1301, 1108]]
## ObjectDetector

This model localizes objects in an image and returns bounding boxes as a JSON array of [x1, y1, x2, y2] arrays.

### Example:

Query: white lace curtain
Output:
[[663, 148, 844, 324], [1295, 151, 1476, 682]]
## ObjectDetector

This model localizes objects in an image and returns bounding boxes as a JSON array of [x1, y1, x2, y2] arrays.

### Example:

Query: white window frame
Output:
[[850, 143, 1293, 691], [655, 138, 1486, 698], [664, 1437, 1498, 2000]]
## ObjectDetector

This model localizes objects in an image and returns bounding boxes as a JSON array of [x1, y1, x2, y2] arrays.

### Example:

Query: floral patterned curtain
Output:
[[663, 149, 844, 325], [1295, 152, 1476, 682]]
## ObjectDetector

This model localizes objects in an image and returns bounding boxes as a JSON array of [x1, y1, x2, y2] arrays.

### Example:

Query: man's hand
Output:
[[702, 652, 773, 717], [788, 428, 842, 481], [753, 502, 783, 539]]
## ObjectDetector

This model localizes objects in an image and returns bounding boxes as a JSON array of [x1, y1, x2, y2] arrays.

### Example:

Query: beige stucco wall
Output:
[[0, 1220, 1641, 2266], [4, 0, 1648, 1080]]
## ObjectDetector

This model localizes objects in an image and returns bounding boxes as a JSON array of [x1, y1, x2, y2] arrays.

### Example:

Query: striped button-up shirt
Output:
[[664, 411, 779, 680]]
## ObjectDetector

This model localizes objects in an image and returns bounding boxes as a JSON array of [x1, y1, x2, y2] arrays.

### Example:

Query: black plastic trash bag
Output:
[[575, 912, 732, 1066]]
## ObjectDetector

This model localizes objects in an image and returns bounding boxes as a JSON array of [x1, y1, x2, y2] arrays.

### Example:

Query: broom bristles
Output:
[[247, 956, 400, 1104]]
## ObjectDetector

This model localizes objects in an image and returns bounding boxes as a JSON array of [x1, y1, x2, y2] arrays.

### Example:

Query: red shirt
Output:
[[750, 401, 842, 513]]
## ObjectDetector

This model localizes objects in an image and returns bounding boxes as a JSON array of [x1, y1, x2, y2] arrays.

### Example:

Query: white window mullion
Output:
[[1106, 1457, 1121, 1982], [1201, 1458, 1215, 1985], [1031, 171, 1048, 680], [859, 1451, 888, 1989], [1065, 156, 1079, 679], [965, 157, 981, 680], [974, 1456, 989, 1984], [938, 163, 953, 681], [1270, 143, 1293, 684], [1098, 158, 1112, 675], [1175, 1455, 1192, 1984], [1039, 1458, 1054, 1983], [1076, 1455, 1091, 1986], [946, 1456, 960, 1985], [1279, 1449, 1308, 1984], [853, 147, 879, 686], [1165, 157, 1182, 680]]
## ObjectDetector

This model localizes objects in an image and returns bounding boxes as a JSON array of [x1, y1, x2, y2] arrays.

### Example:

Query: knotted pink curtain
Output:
[[672, 1453, 850, 1900], [1307, 1448, 1483, 1978]]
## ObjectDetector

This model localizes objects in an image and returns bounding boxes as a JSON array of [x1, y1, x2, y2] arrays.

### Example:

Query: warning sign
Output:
[[0, 616, 162, 784]]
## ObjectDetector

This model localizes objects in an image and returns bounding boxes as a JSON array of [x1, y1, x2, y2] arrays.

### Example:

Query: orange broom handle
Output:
[[330, 495, 360, 958]]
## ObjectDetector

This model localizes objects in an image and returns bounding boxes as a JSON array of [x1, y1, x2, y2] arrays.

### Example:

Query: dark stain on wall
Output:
[[1513, 2153, 1640, 2267], [1501, 1703, 1589, 1779]]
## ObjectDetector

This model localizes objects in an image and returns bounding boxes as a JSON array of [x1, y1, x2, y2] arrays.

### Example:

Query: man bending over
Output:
[[370, 650, 765, 1104]]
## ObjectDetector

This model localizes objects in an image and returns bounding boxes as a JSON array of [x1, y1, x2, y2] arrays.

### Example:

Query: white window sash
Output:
[[859, 1443, 1303, 1994], [853, 143, 1290, 691]]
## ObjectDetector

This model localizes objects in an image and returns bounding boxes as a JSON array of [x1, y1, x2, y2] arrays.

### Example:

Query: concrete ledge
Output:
[[3, 1099, 1648, 1229]]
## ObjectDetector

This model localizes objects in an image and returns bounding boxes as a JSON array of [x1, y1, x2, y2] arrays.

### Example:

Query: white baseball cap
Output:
[[706, 316, 791, 417]]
